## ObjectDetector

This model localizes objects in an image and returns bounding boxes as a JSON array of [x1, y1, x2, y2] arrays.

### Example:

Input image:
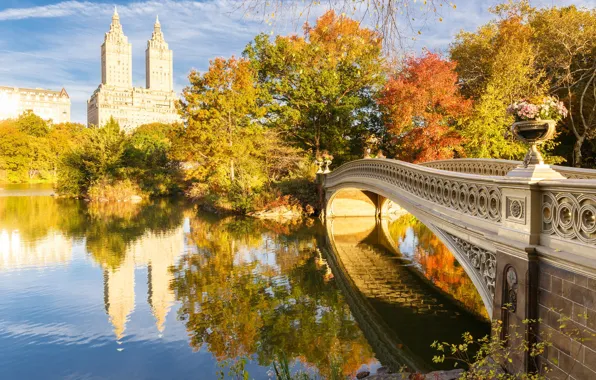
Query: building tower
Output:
[[145, 16, 173, 92], [101, 7, 132, 88], [103, 254, 136, 341]]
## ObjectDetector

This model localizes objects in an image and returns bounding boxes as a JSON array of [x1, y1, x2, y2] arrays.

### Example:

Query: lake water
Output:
[[0, 194, 489, 379]]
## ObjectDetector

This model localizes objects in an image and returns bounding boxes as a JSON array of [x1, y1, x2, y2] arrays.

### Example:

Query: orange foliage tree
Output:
[[245, 10, 384, 162], [378, 52, 471, 163]]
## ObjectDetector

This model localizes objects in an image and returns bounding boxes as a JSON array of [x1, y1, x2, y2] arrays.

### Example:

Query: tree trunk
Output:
[[315, 122, 320, 158], [573, 136, 585, 168], [230, 159, 235, 182], [228, 111, 235, 182]]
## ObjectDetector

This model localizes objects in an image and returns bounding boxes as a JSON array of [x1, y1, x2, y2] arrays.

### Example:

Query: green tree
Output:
[[15, 110, 50, 137], [177, 56, 270, 211], [0, 120, 31, 182], [57, 117, 126, 196], [15, 111, 53, 180], [450, 1, 544, 159], [47, 122, 86, 178], [244, 10, 385, 162], [124, 122, 182, 195]]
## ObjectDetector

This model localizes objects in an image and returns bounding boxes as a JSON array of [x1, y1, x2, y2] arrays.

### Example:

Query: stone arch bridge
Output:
[[318, 158, 596, 378]]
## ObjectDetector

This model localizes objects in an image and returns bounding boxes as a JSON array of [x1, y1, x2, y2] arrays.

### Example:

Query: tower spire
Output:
[[150, 15, 165, 44], [146, 14, 172, 91], [109, 4, 122, 32], [102, 4, 132, 87]]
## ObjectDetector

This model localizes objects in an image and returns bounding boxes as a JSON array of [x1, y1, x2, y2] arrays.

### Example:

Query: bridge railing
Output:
[[324, 158, 505, 223], [539, 179, 596, 251], [322, 158, 596, 255], [421, 158, 596, 179]]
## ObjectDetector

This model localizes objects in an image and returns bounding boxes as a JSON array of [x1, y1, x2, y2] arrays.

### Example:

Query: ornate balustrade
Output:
[[323, 158, 596, 252], [421, 158, 517, 176], [324, 158, 504, 223], [539, 180, 596, 247], [422, 158, 596, 179]]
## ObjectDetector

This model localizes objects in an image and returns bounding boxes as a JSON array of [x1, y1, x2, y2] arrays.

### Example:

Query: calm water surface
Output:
[[0, 195, 489, 379]]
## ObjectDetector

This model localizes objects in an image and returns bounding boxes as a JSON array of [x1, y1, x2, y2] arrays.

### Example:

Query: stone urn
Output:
[[323, 159, 332, 174], [510, 119, 556, 167], [315, 159, 324, 174]]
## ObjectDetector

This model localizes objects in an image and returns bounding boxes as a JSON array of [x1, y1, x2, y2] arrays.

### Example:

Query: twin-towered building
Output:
[[87, 8, 181, 132]]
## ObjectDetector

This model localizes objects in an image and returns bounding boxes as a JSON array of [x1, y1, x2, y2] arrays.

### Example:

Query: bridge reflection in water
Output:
[[322, 215, 490, 372]]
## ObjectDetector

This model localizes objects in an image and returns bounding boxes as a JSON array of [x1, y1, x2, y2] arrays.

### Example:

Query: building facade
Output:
[[87, 9, 180, 132], [0, 86, 71, 123]]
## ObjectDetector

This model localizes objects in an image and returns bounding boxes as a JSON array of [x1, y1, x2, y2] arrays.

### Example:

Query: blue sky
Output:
[[0, 0, 590, 123]]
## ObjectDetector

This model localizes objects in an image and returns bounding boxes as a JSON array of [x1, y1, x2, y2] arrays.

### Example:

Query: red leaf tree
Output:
[[378, 52, 472, 163]]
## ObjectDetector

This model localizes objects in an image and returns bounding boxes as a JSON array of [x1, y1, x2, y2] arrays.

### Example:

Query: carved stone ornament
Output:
[[323, 160, 332, 174], [506, 197, 526, 224], [542, 192, 596, 246], [324, 160, 503, 222], [505, 267, 518, 313], [444, 232, 497, 300], [315, 160, 324, 174]]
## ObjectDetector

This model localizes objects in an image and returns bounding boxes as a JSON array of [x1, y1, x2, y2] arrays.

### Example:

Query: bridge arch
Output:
[[319, 157, 596, 375], [325, 182, 496, 317]]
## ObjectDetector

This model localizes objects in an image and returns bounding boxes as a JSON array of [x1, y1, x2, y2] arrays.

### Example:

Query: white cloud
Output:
[[0, 1, 100, 21]]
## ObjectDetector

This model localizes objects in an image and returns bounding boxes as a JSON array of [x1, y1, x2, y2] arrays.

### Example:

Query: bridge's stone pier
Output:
[[318, 158, 596, 378]]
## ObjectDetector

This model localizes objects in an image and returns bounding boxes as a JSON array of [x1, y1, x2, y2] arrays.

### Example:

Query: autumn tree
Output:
[[378, 52, 471, 163], [531, 6, 596, 167], [0, 112, 55, 181], [0, 120, 31, 182], [450, 1, 545, 160], [57, 117, 127, 196], [450, 1, 596, 166], [15, 110, 50, 137], [177, 57, 276, 210], [245, 10, 385, 162]]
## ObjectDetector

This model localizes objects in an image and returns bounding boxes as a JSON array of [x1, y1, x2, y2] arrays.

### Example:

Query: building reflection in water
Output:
[[0, 219, 184, 342], [0, 229, 73, 270], [102, 226, 184, 340]]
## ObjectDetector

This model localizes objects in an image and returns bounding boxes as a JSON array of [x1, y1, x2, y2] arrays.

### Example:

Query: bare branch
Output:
[[236, 0, 453, 51]]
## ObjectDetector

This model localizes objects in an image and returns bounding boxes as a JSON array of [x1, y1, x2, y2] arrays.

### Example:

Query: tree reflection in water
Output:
[[0, 196, 186, 269], [0, 195, 490, 377], [388, 214, 489, 319], [171, 216, 376, 378]]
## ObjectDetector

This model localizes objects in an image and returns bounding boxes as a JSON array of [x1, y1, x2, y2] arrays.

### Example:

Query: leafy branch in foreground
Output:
[[432, 318, 549, 379], [432, 308, 596, 379]]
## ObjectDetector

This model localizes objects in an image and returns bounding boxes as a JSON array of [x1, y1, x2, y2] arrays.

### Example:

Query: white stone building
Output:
[[0, 86, 71, 123], [87, 9, 181, 132]]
